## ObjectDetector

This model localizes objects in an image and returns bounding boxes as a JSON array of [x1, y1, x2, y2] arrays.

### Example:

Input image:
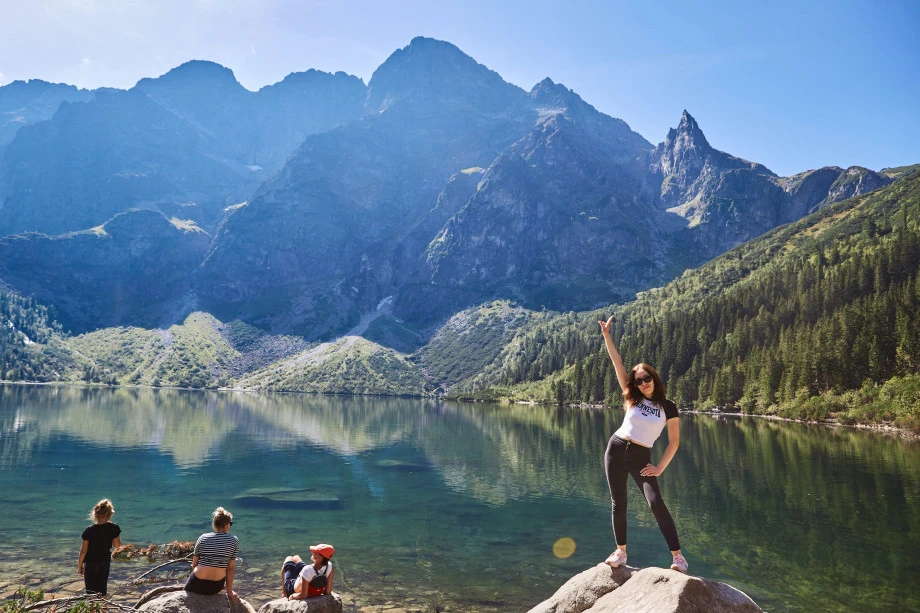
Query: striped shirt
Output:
[[193, 532, 239, 568]]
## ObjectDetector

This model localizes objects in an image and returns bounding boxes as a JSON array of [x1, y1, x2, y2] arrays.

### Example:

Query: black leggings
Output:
[[83, 559, 110, 595], [604, 434, 681, 551]]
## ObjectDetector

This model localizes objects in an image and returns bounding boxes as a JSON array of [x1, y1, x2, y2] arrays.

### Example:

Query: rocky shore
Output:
[[2, 558, 762, 613]]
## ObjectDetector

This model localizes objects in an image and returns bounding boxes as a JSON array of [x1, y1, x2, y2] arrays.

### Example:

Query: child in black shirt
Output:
[[77, 499, 121, 596]]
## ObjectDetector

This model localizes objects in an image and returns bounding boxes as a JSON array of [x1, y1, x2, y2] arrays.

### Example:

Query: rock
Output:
[[232, 488, 342, 510], [137, 590, 257, 613], [527, 564, 762, 613], [256, 595, 343, 613], [374, 460, 429, 472], [527, 563, 635, 613]]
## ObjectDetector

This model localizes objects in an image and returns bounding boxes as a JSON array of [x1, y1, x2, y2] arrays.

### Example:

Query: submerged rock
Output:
[[256, 595, 342, 613], [527, 563, 762, 613], [232, 488, 342, 510], [136, 589, 257, 613], [374, 460, 430, 472]]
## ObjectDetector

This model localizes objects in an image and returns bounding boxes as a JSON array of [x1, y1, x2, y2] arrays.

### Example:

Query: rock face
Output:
[[528, 564, 762, 613], [0, 209, 209, 332], [136, 590, 257, 613], [194, 37, 537, 337], [256, 596, 342, 613]]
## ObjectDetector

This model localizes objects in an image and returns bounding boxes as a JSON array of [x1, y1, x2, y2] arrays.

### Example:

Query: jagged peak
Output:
[[678, 110, 697, 130], [662, 109, 711, 151], [530, 78, 578, 104]]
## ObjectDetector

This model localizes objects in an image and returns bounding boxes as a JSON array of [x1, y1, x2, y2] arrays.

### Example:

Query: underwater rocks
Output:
[[114, 541, 195, 561], [232, 488, 342, 510]]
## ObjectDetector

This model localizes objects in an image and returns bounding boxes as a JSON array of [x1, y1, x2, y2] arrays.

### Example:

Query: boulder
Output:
[[528, 563, 635, 613], [135, 589, 257, 613], [256, 595, 343, 613], [528, 564, 762, 613]]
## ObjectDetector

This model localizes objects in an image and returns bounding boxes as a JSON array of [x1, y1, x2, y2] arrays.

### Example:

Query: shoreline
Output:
[[1, 380, 915, 440]]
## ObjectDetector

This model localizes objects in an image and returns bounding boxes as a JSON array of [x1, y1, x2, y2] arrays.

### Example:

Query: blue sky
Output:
[[1, 0, 917, 176]]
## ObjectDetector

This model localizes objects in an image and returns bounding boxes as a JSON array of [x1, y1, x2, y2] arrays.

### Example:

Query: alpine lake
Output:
[[0, 385, 917, 612]]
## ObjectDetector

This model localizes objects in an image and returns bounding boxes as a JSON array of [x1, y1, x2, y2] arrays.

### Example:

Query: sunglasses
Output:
[[634, 375, 654, 385]]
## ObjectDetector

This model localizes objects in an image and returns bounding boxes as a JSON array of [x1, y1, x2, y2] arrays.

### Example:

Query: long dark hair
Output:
[[622, 363, 666, 407]]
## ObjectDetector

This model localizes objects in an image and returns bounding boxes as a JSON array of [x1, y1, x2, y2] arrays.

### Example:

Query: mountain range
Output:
[[0, 36, 904, 345]]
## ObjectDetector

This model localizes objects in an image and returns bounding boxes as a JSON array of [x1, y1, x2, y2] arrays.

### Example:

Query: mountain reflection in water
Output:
[[0, 385, 917, 612]]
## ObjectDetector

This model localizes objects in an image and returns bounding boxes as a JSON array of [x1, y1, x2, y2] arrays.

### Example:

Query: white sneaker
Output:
[[605, 549, 627, 567], [670, 553, 688, 573]]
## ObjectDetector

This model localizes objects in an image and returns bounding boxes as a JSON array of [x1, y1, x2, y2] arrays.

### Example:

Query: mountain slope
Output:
[[0, 63, 366, 236], [0, 209, 210, 332], [0, 79, 95, 147], [467, 170, 920, 429], [196, 37, 537, 338]]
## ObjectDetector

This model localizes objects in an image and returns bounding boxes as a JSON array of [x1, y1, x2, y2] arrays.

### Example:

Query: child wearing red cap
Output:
[[280, 544, 335, 599]]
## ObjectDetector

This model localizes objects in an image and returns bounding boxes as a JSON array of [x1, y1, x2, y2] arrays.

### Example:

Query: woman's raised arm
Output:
[[598, 315, 629, 392]]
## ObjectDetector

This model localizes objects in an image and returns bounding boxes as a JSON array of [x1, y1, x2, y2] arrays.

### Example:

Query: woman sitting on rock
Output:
[[280, 544, 335, 599], [185, 507, 239, 602]]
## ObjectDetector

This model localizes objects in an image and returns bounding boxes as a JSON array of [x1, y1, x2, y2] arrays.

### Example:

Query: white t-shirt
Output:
[[614, 399, 679, 447], [298, 562, 332, 592]]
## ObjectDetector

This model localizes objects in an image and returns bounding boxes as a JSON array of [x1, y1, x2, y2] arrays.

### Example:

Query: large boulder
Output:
[[528, 564, 636, 613], [256, 595, 343, 613], [136, 589, 257, 613], [528, 564, 762, 613]]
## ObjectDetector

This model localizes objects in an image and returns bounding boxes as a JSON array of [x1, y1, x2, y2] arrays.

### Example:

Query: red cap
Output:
[[310, 543, 335, 558]]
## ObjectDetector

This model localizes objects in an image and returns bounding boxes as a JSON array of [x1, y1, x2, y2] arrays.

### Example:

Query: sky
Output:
[[1, 0, 918, 177]]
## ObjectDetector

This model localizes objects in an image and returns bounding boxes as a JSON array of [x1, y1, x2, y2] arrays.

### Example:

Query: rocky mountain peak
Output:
[[527, 77, 652, 158], [529, 78, 589, 113], [365, 37, 525, 114], [668, 109, 711, 150], [134, 60, 245, 94]]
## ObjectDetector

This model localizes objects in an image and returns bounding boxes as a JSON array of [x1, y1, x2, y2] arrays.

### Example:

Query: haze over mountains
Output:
[[0, 36, 900, 340]]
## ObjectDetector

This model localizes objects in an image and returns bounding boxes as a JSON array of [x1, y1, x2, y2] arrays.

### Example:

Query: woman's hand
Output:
[[229, 591, 238, 603], [598, 315, 615, 335], [640, 463, 663, 477]]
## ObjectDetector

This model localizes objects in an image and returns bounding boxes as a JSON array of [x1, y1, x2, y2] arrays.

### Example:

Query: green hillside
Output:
[[0, 288, 83, 381], [70, 312, 240, 388], [237, 336, 427, 395], [470, 170, 920, 432]]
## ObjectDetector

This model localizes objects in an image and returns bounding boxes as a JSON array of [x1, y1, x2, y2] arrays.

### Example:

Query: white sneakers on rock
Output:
[[605, 549, 627, 567], [670, 553, 688, 573]]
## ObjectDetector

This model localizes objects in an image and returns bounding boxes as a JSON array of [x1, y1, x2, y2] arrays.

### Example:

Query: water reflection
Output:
[[0, 385, 918, 612]]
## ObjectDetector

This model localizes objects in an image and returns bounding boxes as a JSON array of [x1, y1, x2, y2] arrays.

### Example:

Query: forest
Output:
[[468, 171, 920, 432]]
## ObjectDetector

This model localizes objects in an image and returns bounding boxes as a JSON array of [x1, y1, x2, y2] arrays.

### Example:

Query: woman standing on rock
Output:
[[185, 507, 239, 602], [598, 315, 688, 573]]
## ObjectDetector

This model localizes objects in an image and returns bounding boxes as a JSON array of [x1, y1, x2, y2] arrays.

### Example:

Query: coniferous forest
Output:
[[468, 170, 920, 432]]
